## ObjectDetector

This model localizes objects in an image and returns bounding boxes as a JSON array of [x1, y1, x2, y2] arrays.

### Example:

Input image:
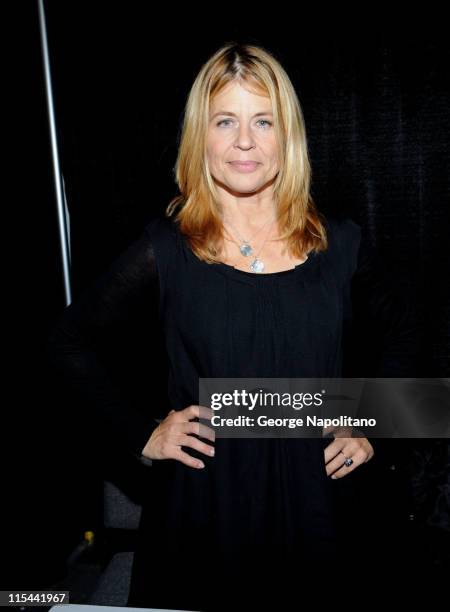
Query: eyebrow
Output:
[[210, 110, 273, 119]]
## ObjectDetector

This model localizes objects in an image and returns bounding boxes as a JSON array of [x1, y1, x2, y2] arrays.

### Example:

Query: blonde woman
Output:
[[47, 42, 418, 610]]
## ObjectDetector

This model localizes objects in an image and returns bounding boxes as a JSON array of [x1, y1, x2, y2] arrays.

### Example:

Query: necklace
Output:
[[224, 217, 277, 273], [222, 213, 276, 258]]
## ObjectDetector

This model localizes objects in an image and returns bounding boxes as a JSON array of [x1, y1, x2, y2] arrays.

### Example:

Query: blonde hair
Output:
[[166, 41, 328, 262]]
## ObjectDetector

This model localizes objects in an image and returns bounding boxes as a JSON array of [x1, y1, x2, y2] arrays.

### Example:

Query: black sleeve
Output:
[[345, 233, 422, 378], [45, 221, 162, 467], [339, 227, 423, 469]]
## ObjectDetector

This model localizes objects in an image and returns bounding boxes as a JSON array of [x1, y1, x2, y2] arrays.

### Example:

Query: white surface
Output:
[[50, 605, 199, 612]]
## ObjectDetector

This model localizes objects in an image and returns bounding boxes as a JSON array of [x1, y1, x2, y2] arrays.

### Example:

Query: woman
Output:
[[47, 43, 418, 610]]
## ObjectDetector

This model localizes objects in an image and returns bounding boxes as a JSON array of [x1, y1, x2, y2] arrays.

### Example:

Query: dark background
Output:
[[6, 1, 449, 594]]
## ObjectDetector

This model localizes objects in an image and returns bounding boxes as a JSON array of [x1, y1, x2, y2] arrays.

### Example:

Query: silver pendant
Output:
[[250, 258, 265, 273], [240, 243, 253, 257]]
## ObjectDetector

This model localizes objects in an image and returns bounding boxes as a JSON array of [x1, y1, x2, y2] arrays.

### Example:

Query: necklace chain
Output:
[[222, 212, 277, 273], [222, 213, 275, 245]]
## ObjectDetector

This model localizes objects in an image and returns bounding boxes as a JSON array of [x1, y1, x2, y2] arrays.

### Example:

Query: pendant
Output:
[[240, 243, 253, 257], [250, 258, 265, 273]]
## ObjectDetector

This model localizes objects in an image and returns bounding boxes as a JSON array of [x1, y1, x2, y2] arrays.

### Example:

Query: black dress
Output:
[[46, 213, 420, 610]]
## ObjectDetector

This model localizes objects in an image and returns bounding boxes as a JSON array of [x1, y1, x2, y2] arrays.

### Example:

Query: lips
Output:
[[229, 161, 260, 172]]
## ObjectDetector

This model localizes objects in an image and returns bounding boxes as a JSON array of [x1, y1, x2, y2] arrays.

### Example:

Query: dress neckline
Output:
[[171, 216, 319, 278], [215, 253, 315, 277]]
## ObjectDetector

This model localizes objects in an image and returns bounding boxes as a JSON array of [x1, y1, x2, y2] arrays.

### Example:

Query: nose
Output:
[[234, 123, 256, 150]]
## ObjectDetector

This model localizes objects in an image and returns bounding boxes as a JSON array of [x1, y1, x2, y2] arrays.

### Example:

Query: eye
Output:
[[216, 119, 273, 128], [256, 119, 272, 128]]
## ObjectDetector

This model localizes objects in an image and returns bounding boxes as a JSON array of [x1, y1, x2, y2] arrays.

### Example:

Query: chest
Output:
[[220, 237, 309, 273], [165, 264, 344, 355]]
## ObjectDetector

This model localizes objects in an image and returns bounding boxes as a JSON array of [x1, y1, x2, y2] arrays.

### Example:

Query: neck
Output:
[[220, 201, 277, 229], [215, 178, 277, 225]]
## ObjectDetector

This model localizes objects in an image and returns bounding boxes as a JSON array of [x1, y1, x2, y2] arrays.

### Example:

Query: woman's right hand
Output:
[[141, 404, 215, 469]]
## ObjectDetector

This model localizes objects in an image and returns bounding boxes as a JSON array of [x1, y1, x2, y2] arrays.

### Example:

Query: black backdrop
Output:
[[8, 1, 449, 593]]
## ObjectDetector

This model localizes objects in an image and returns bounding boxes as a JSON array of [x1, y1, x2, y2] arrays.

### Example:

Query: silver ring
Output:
[[344, 457, 354, 467]]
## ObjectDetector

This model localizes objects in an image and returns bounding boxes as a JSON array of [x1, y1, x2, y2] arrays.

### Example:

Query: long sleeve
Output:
[[340, 222, 423, 468], [46, 220, 163, 466], [343, 225, 422, 378]]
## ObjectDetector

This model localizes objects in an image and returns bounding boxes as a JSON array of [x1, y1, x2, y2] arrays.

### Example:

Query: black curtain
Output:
[[8, 1, 448, 592]]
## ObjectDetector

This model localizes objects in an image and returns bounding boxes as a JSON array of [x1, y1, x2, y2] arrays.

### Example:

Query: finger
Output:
[[325, 455, 346, 477], [183, 404, 214, 423], [180, 434, 215, 458], [364, 448, 375, 462], [323, 438, 348, 464], [325, 452, 357, 476], [197, 405, 214, 422], [331, 462, 358, 479], [168, 406, 199, 421], [330, 450, 368, 479], [325, 444, 361, 476], [184, 420, 216, 442], [171, 447, 206, 469], [326, 438, 364, 462]]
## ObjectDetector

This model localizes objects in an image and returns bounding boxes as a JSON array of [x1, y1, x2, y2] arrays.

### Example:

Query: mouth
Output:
[[228, 161, 260, 173]]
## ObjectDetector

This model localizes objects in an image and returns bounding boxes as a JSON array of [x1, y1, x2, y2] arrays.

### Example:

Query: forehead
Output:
[[210, 81, 272, 111]]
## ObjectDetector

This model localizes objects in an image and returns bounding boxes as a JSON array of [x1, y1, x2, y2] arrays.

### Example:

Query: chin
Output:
[[227, 183, 262, 195]]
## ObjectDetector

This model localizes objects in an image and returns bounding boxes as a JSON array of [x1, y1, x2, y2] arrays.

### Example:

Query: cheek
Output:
[[259, 136, 279, 159], [270, 145, 280, 166], [206, 146, 220, 170], [269, 138, 279, 158], [207, 138, 227, 161]]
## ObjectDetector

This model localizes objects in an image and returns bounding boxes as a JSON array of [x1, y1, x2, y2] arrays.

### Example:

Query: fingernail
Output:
[[198, 461, 205, 468], [331, 475, 337, 479], [210, 448, 215, 456]]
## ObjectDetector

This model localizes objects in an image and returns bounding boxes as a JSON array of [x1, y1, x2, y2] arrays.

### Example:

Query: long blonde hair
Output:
[[166, 42, 328, 262]]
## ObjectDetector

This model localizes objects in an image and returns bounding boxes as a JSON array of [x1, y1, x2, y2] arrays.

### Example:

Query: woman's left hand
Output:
[[324, 434, 374, 479]]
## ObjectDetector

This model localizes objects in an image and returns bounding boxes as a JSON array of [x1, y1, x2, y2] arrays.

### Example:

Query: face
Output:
[[206, 80, 280, 197]]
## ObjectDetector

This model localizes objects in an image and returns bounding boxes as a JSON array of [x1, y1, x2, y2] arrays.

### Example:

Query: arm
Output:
[[46, 220, 162, 466], [343, 227, 422, 467], [345, 229, 422, 378]]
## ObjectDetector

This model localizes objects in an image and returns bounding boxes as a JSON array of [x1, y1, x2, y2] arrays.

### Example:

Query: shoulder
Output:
[[320, 213, 363, 280], [142, 214, 182, 256], [322, 212, 362, 248], [141, 214, 184, 277], [143, 214, 178, 238]]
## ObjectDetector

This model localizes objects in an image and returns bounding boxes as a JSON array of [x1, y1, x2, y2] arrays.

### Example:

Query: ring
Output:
[[343, 457, 354, 467]]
